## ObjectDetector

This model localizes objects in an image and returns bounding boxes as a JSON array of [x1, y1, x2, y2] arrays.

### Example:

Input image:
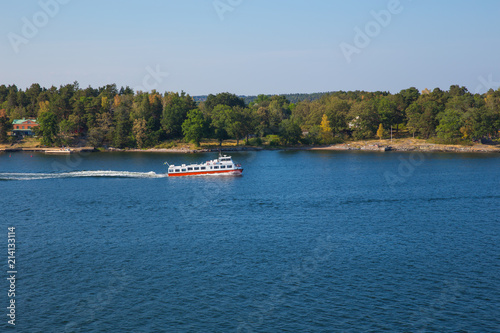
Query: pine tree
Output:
[[0, 109, 12, 143]]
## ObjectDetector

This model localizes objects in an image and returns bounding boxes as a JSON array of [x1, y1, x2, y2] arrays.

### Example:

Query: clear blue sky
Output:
[[1, 0, 499, 95]]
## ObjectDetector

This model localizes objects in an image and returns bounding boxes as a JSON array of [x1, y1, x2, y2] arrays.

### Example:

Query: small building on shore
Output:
[[12, 118, 39, 136]]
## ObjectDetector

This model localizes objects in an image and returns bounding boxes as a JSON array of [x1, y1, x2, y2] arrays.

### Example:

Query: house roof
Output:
[[12, 118, 38, 125]]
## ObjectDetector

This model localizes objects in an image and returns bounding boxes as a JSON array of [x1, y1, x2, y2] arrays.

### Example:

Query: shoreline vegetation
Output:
[[1, 83, 499, 156], [1, 138, 499, 154]]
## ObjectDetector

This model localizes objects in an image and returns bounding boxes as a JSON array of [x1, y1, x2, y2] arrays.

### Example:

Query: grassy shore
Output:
[[1, 137, 499, 154]]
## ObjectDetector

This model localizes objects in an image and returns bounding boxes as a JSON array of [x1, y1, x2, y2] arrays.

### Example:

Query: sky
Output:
[[0, 0, 499, 96]]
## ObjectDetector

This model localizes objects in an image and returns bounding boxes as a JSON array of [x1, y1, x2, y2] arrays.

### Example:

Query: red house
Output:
[[12, 118, 39, 136]]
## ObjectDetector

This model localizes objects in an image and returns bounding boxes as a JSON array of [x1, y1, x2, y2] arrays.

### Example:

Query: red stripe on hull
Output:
[[168, 169, 243, 177]]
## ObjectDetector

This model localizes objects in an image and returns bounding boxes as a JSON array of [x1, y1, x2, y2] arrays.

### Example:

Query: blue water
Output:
[[0, 150, 499, 332]]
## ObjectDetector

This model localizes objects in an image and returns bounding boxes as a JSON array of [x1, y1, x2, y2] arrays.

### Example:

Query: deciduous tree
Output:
[[377, 124, 385, 140], [133, 118, 148, 148], [182, 109, 207, 146], [279, 119, 302, 145]]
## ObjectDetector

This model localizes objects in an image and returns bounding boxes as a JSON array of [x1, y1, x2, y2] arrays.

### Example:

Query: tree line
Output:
[[0, 82, 499, 147]]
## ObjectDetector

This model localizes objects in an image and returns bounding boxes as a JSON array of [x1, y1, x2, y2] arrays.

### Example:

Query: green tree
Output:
[[397, 87, 420, 109], [279, 119, 302, 145], [405, 100, 440, 138], [324, 97, 350, 135], [59, 119, 76, 135], [461, 107, 499, 139], [204, 92, 245, 112], [348, 100, 380, 139], [226, 107, 252, 145], [377, 96, 398, 128], [161, 92, 196, 138], [182, 109, 207, 146], [87, 112, 114, 147], [449, 85, 468, 97], [436, 109, 463, 139], [37, 111, 58, 146], [238, 107, 257, 144], [304, 125, 322, 145], [112, 100, 132, 148], [249, 94, 271, 107], [25, 83, 42, 116], [210, 105, 233, 145], [0, 109, 12, 143]]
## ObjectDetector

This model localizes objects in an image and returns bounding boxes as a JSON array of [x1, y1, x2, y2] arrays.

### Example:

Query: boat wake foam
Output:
[[0, 170, 168, 181]]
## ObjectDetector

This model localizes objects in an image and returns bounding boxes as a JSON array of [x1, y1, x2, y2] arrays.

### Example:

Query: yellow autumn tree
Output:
[[38, 101, 50, 116], [133, 118, 148, 148], [113, 95, 121, 108], [101, 96, 109, 111], [320, 114, 333, 143], [377, 124, 385, 140], [149, 93, 161, 105]]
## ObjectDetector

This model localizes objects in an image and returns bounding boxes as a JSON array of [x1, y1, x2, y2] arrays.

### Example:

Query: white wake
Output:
[[0, 170, 168, 181]]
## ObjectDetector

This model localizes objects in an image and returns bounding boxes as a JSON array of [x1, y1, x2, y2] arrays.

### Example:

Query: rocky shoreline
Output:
[[1, 143, 499, 154], [312, 143, 500, 154]]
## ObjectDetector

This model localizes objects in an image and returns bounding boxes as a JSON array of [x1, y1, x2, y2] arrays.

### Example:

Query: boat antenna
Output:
[[164, 161, 170, 166]]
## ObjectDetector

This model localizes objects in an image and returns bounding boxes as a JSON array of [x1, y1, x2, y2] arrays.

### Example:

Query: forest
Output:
[[0, 82, 499, 148]]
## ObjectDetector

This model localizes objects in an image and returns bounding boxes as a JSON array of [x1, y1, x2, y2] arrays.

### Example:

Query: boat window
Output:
[[214, 166, 219, 169], [182, 169, 186, 172], [227, 165, 233, 169], [175, 169, 180, 172], [220, 165, 225, 169], [188, 167, 193, 171], [194, 167, 200, 171], [201, 167, 206, 170]]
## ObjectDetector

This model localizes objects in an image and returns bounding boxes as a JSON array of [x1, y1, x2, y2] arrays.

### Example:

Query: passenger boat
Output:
[[166, 153, 243, 177]]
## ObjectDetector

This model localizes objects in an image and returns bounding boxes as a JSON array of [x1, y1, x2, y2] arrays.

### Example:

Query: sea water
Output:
[[0, 150, 499, 332]]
